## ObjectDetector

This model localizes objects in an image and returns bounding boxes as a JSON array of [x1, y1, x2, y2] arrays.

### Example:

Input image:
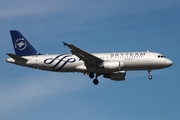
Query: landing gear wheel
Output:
[[93, 79, 99, 85], [89, 72, 94, 79], [148, 70, 152, 80], [148, 75, 153, 80]]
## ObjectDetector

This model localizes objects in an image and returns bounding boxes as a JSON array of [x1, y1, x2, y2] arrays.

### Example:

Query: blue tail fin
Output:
[[10, 30, 41, 56]]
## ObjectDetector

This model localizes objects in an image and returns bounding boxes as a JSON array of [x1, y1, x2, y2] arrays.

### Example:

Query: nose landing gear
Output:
[[148, 70, 153, 80], [148, 75, 153, 80]]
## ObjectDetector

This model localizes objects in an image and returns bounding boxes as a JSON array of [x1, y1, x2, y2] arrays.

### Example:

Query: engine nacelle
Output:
[[102, 61, 120, 71], [103, 71, 126, 81]]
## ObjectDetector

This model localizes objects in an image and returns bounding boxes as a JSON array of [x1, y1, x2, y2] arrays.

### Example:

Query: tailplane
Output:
[[10, 30, 41, 56]]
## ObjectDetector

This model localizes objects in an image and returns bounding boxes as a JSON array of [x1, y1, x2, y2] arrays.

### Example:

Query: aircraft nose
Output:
[[165, 59, 173, 67]]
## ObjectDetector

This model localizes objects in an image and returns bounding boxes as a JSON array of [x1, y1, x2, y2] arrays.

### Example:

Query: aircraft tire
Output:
[[148, 75, 153, 80], [89, 72, 94, 79], [93, 79, 99, 85]]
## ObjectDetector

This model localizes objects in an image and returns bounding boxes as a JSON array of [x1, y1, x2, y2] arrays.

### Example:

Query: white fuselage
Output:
[[6, 52, 173, 74], [7, 30, 173, 84]]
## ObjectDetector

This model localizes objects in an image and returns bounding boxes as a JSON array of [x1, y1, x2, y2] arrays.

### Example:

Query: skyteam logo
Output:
[[14, 38, 27, 50], [44, 54, 76, 71]]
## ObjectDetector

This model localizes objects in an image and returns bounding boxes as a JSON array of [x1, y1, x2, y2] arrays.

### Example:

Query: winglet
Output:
[[63, 41, 68, 46]]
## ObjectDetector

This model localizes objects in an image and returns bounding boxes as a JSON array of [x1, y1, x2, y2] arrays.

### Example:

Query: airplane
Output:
[[6, 30, 173, 85]]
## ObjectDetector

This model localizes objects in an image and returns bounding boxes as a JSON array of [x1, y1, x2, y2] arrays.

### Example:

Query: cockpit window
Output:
[[158, 55, 166, 58]]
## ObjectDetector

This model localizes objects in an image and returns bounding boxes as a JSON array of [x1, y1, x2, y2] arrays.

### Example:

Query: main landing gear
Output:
[[93, 79, 99, 85], [148, 70, 153, 80], [89, 72, 100, 85]]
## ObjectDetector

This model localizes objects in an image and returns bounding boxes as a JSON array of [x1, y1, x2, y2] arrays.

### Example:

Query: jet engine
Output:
[[101, 61, 121, 71], [103, 71, 126, 81]]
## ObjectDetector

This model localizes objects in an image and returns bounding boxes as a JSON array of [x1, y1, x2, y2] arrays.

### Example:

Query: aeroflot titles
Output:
[[110, 52, 146, 58]]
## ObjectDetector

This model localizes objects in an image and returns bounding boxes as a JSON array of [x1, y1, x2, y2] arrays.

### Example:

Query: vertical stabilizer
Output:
[[10, 30, 41, 56]]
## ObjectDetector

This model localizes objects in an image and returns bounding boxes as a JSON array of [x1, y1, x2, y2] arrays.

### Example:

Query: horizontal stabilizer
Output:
[[6, 53, 28, 62]]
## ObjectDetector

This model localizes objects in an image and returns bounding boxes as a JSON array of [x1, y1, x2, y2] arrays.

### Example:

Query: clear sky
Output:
[[0, 0, 180, 120]]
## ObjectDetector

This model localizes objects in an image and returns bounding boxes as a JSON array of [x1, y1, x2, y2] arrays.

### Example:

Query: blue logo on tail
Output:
[[15, 38, 27, 50]]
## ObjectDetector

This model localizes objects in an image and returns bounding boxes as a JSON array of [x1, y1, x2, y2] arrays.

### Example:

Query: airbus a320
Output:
[[6, 30, 173, 85]]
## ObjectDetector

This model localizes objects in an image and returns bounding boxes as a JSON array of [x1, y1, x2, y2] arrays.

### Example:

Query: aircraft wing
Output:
[[63, 42, 103, 65]]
